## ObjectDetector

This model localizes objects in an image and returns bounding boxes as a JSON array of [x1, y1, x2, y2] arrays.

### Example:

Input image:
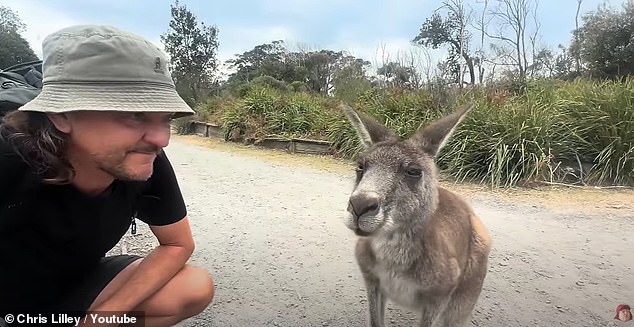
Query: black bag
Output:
[[0, 60, 43, 117]]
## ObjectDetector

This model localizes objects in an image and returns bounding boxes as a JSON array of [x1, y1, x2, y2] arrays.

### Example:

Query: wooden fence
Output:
[[186, 121, 334, 156]]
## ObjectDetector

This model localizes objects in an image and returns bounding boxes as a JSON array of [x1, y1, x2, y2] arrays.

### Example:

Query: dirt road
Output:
[[112, 135, 634, 327]]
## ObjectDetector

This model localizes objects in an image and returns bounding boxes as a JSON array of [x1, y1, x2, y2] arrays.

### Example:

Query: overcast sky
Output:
[[4, 0, 619, 75]]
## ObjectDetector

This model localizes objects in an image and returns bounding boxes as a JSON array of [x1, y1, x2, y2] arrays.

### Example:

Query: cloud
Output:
[[216, 24, 297, 63], [215, 24, 297, 78], [3, 0, 448, 81], [4, 0, 82, 59], [256, 0, 360, 18]]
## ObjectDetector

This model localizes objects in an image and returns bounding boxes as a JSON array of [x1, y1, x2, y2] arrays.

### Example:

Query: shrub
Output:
[[190, 78, 634, 187], [555, 78, 634, 185]]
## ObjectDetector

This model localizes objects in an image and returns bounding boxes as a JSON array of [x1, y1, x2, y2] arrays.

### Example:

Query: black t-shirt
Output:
[[0, 137, 187, 313]]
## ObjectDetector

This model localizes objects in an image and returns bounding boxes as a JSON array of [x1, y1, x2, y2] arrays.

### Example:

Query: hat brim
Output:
[[18, 82, 196, 118]]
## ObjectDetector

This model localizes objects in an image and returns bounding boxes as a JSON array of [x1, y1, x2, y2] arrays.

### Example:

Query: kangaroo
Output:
[[340, 102, 492, 327]]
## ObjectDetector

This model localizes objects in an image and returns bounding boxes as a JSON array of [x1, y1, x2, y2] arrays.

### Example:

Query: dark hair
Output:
[[0, 110, 74, 184]]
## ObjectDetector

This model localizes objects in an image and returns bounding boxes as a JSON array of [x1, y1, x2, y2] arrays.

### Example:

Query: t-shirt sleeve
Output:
[[133, 151, 187, 226]]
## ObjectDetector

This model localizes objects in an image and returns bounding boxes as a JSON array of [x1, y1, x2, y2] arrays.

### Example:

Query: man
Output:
[[0, 25, 214, 326]]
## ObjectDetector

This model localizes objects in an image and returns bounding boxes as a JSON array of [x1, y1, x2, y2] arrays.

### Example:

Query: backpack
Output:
[[0, 60, 43, 118]]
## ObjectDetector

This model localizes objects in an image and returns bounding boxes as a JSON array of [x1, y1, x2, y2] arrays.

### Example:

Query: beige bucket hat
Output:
[[19, 24, 195, 118]]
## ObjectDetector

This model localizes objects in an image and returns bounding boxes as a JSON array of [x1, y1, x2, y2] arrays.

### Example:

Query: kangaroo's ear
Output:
[[340, 103, 397, 149], [408, 103, 474, 157]]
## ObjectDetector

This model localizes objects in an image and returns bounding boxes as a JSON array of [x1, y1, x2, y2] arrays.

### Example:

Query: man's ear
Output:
[[339, 103, 397, 149], [408, 103, 474, 157], [46, 113, 72, 133]]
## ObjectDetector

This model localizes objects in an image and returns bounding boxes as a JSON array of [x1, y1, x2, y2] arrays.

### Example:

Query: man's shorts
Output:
[[52, 254, 142, 314]]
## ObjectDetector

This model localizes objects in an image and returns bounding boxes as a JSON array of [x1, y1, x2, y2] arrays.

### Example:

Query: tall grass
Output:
[[438, 82, 581, 187], [555, 78, 634, 185], [356, 87, 444, 137], [207, 85, 338, 141], [186, 77, 634, 187], [326, 87, 446, 158]]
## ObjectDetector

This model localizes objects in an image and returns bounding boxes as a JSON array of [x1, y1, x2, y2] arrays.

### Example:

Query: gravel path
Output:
[[111, 137, 634, 327]]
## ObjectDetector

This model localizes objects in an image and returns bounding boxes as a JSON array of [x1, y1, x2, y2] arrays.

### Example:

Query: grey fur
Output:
[[341, 103, 492, 327]]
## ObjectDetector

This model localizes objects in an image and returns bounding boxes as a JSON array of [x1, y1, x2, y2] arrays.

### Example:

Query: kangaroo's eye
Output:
[[405, 167, 423, 178], [355, 163, 365, 173]]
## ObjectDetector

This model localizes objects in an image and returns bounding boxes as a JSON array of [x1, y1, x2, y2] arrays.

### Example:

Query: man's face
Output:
[[55, 111, 174, 181], [619, 308, 632, 321]]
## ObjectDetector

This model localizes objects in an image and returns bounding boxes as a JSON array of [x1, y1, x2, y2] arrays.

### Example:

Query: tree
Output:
[[300, 50, 369, 95], [480, 0, 541, 81], [0, 6, 38, 69], [223, 42, 371, 96], [413, 0, 476, 85], [333, 56, 371, 101], [552, 45, 577, 79], [226, 41, 285, 83], [0, 6, 26, 33], [527, 48, 555, 78], [571, 2, 634, 79], [302, 50, 341, 94], [573, 0, 583, 73], [377, 62, 418, 89], [160, 0, 219, 105], [225, 40, 307, 86]]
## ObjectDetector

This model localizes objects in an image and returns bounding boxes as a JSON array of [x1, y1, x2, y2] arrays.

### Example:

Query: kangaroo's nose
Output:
[[348, 193, 380, 218]]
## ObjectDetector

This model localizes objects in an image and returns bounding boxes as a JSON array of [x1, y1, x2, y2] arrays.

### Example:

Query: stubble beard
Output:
[[96, 147, 162, 181]]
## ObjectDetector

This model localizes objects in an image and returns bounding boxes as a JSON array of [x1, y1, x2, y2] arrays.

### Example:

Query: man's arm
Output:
[[90, 215, 195, 312]]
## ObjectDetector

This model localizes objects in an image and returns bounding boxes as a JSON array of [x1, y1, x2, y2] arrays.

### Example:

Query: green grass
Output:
[[184, 77, 634, 187], [554, 78, 634, 185]]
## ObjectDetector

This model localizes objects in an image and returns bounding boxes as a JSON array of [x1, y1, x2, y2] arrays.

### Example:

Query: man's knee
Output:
[[178, 265, 215, 316], [131, 264, 214, 320]]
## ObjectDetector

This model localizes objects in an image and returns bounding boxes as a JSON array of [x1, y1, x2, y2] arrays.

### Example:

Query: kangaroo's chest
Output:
[[370, 240, 459, 310], [373, 264, 424, 310]]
